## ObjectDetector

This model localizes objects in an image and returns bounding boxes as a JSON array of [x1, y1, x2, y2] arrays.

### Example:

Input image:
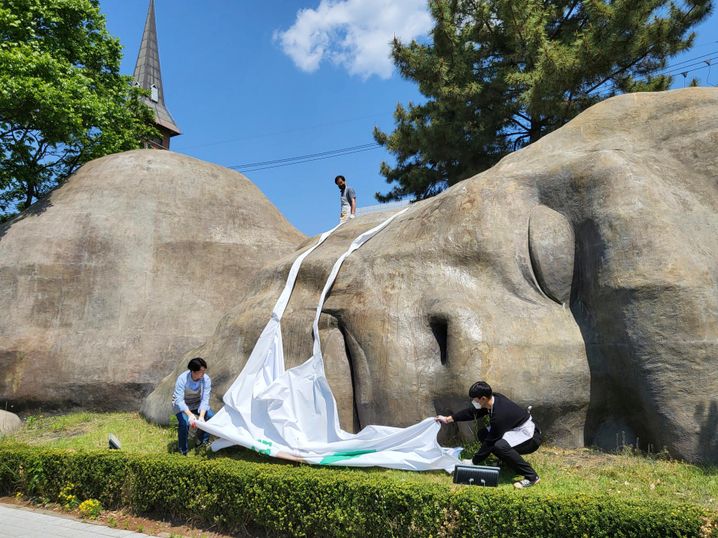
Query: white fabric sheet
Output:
[[503, 417, 536, 447], [196, 210, 462, 471]]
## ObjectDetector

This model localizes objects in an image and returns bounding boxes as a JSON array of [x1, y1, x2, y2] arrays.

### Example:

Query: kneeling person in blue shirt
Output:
[[172, 357, 213, 455]]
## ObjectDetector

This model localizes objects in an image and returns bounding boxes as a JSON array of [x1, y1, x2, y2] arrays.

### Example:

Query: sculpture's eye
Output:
[[527, 205, 575, 305]]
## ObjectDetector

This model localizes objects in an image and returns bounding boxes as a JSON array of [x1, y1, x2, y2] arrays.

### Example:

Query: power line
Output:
[[222, 51, 717, 173], [589, 51, 718, 97], [229, 143, 381, 173], [656, 49, 718, 70], [658, 54, 717, 77], [229, 143, 378, 169], [204, 50, 716, 160]]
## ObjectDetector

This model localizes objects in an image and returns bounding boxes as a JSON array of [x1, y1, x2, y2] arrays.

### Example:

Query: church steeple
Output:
[[133, 0, 181, 150]]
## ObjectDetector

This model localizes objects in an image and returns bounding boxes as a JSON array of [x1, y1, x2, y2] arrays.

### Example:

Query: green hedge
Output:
[[0, 446, 715, 537]]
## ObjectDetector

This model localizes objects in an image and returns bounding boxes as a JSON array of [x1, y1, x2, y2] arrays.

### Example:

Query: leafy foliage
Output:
[[0, 0, 157, 219], [58, 482, 80, 509], [0, 446, 715, 537], [374, 0, 712, 201], [78, 498, 102, 519]]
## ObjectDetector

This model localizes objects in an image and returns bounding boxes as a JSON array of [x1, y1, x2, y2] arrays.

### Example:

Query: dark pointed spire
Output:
[[133, 0, 181, 148]]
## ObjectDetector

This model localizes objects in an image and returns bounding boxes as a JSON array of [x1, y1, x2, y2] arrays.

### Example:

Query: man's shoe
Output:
[[514, 477, 540, 489]]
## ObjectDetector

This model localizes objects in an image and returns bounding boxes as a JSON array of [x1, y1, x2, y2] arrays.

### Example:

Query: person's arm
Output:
[[173, 373, 190, 414], [452, 407, 485, 422], [435, 407, 485, 424], [473, 440, 494, 464], [173, 373, 198, 424], [185, 409, 197, 424], [198, 375, 211, 420], [472, 424, 505, 463], [349, 188, 356, 217]]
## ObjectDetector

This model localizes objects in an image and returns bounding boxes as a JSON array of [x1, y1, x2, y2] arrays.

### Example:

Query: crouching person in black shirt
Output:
[[436, 381, 541, 488]]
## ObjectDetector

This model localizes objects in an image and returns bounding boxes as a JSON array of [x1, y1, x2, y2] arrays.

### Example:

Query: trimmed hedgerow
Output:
[[0, 446, 714, 537]]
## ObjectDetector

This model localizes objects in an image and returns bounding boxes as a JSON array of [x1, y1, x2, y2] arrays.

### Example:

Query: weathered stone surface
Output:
[[528, 205, 575, 304], [0, 150, 305, 412], [0, 410, 22, 436], [145, 88, 718, 463]]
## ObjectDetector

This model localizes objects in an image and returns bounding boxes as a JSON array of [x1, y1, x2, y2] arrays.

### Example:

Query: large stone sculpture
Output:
[[0, 150, 305, 410], [144, 88, 717, 463]]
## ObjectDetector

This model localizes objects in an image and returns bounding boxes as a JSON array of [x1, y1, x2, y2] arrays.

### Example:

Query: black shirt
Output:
[[451, 393, 530, 462]]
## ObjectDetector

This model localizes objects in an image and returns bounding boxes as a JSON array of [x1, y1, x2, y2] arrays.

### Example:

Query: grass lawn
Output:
[[2, 411, 717, 513]]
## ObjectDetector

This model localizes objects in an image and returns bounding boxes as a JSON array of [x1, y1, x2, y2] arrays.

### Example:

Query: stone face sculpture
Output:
[[144, 88, 718, 463], [0, 150, 305, 411]]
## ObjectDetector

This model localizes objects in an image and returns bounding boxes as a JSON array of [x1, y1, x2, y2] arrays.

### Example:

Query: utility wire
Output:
[[229, 143, 381, 173], [659, 54, 717, 77], [589, 51, 718, 97], [655, 50, 718, 70], [222, 50, 717, 172], [229, 143, 378, 169]]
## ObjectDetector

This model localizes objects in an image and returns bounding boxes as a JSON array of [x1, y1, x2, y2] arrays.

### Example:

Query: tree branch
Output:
[[509, 116, 531, 132], [515, 111, 532, 122], [0, 127, 22, 139], [549, 0, 581, 39], [584, 50, 653, 94]]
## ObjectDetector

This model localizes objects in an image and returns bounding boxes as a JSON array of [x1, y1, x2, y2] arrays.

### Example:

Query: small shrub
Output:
[[78, 498, 102, 519], [58, 483, 80, 510], [0, 446, 714, 537]]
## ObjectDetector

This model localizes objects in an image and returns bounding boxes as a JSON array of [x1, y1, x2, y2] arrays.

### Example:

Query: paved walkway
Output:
[[0, 503, 153, 538]]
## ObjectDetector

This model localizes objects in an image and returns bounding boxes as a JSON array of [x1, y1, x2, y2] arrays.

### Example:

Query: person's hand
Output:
[[435, 415, 452, 424], [188, 414, 198, 428]]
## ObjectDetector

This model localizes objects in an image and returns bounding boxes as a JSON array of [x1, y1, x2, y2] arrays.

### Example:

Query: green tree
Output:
[[374, 0, 712, 201], [0, 0, 157, 220]]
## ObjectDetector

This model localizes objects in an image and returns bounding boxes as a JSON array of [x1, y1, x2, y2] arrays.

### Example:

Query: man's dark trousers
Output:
[[477, 428, 541, 480]]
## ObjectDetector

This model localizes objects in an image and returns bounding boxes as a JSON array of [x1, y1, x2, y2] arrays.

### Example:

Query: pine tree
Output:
[[374, 0, 712, 201]]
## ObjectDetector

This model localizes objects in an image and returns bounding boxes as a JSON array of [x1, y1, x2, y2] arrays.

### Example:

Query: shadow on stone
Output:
[[695, 400, 718, 464]]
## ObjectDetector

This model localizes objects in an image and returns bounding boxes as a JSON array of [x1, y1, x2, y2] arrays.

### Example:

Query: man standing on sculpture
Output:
[[436, 381, 541, 488], [172, 357, 213, 455], [335, 175, 356, 223]]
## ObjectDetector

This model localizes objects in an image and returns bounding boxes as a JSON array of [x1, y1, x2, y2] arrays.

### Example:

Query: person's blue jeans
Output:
[[176, 408, 214, 455]]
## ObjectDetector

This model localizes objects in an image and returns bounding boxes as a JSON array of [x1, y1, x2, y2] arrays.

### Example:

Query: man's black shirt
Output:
[[451, 393, 530, 462]]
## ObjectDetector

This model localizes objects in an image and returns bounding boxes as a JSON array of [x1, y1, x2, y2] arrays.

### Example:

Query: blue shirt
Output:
[[172, 370, 211, 413]]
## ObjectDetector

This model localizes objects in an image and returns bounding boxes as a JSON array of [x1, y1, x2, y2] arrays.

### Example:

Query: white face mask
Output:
[[472, 400, 482, 409]]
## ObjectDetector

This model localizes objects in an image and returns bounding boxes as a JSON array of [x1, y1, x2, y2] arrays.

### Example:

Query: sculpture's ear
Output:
[[527, 205, 575, 305]]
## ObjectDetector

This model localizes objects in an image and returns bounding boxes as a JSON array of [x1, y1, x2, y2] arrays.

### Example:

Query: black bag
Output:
[[452, 464, 500, 487]]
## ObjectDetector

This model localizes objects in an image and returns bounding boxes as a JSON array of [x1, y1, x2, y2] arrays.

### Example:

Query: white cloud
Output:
[[274, 0, 432, 79]]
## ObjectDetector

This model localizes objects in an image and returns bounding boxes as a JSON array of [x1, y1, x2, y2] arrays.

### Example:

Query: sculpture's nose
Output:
[[425, 298, 488, 374]]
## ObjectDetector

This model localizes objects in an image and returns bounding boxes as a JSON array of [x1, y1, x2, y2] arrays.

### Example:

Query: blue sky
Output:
[[100, 1, 718, 237]]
